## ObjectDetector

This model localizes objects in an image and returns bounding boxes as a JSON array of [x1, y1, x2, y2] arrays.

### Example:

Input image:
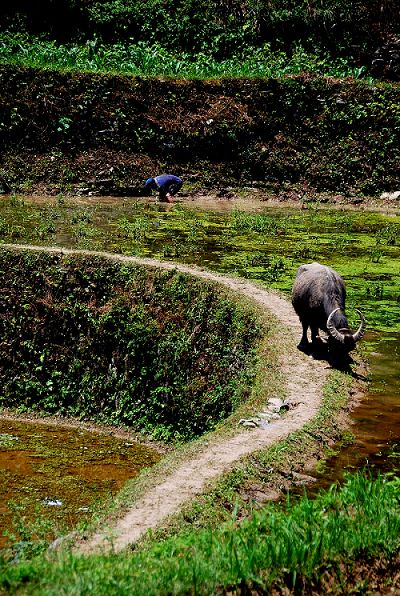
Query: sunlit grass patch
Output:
[[0, 33, 373, 80], [1, 472, 398, 594]]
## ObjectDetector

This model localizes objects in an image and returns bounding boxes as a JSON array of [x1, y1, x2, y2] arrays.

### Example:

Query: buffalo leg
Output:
[[311, 324, 327, 353], [310, 324, 320, 345], [298, 322, 310, 350]]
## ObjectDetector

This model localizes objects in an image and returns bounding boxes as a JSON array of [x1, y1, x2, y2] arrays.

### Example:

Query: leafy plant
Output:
[[0, 33, 375, 79], [3, 501, 61, 561], [57, 116, 72, 134]]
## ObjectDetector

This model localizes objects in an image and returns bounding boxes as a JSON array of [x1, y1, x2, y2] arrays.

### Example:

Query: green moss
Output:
[[1, 198, 398, 332], [0, 417, 161, 552]]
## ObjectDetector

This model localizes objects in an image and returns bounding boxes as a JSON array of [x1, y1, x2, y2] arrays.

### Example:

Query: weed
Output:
[[3, 501, 61, 561], [365, 283, 384, 299], [72, 221, 98, 239], [230, 210, 283, 235], [293, 244, 317, 261], [377, 224, 397, 246], [35, 221, 56, 240], [117, 216, 149, 241], [57, 116, 72, 134], [71, 209, 92, 224], [0, 33, 372, 80], [369, 246, 384, 263], [8, 193, 24, 207]]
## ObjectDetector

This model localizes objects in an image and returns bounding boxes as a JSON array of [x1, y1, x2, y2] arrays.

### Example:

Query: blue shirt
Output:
[[154, 174, 182, 191]]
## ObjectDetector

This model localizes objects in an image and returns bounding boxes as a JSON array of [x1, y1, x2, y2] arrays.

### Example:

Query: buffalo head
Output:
[[326, 307, 366, 352]]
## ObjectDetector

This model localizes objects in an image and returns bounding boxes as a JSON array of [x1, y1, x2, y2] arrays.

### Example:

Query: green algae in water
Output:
[[0, 196, 399, 333], [0, 418, 161, 549]]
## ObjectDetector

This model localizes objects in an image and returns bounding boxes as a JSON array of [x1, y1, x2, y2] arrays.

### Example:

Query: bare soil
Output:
[[3, 243, 332, 553], [7, 190, 400, 216]]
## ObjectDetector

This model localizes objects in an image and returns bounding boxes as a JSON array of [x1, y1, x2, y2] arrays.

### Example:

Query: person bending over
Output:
[[145, 174, 183, 203]]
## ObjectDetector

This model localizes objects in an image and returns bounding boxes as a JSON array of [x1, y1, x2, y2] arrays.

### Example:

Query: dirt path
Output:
[[2, 244, 329, 553]]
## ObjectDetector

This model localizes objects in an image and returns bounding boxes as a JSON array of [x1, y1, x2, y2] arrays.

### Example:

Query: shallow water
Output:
[[0, 419, 161, 548], [309, 333, 400, 493], [1, 195, 398, 331]]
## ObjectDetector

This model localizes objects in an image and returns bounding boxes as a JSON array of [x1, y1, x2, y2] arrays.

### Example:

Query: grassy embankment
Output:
[[0, 248, 262, 443], [1, 63, 399, 198], [1, 471, 399, 594], [2, 0, 388, 95]]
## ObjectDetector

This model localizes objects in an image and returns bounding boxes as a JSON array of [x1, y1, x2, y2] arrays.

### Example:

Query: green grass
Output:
[[0, 33, 370, 79], [1, 472, 398, 594]]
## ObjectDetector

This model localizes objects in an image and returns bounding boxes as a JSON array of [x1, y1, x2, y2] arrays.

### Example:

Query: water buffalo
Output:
[[292, 262, 366, 355]]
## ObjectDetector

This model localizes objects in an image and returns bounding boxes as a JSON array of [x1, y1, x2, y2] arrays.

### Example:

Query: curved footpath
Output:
[[2, 244, 329, 553]]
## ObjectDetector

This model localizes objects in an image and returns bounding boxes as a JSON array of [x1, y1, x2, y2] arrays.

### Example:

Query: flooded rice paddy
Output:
[[304, 332, 400, 495], [0, 194, 399, 543], [0, 418, 161, 549], [1, 194, 398, 331]]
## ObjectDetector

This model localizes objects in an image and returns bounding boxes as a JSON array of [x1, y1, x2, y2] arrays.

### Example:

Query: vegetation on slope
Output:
[[0, 248, 262, 442], [1, 2, 399, 196], [1, 0, 399, 67], [1, 66, 399, 196]]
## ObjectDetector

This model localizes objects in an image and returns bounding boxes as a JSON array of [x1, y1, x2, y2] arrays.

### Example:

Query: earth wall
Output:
[[1, 66, 399, 197]]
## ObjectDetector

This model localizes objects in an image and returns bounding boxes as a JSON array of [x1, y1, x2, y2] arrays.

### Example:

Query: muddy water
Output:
[[0, 419, 161, 549], [307, 333, 400, 494]]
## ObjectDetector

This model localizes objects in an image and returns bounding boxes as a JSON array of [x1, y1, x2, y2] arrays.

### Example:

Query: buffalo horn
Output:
[[352, 309, 366, 342], [326, 308, 345, 343]]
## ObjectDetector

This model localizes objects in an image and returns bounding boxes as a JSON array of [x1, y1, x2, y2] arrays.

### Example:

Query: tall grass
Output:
[[0, 32, 369, 79], [1, 472, 398, 593], [230, 209, 285, 235]]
